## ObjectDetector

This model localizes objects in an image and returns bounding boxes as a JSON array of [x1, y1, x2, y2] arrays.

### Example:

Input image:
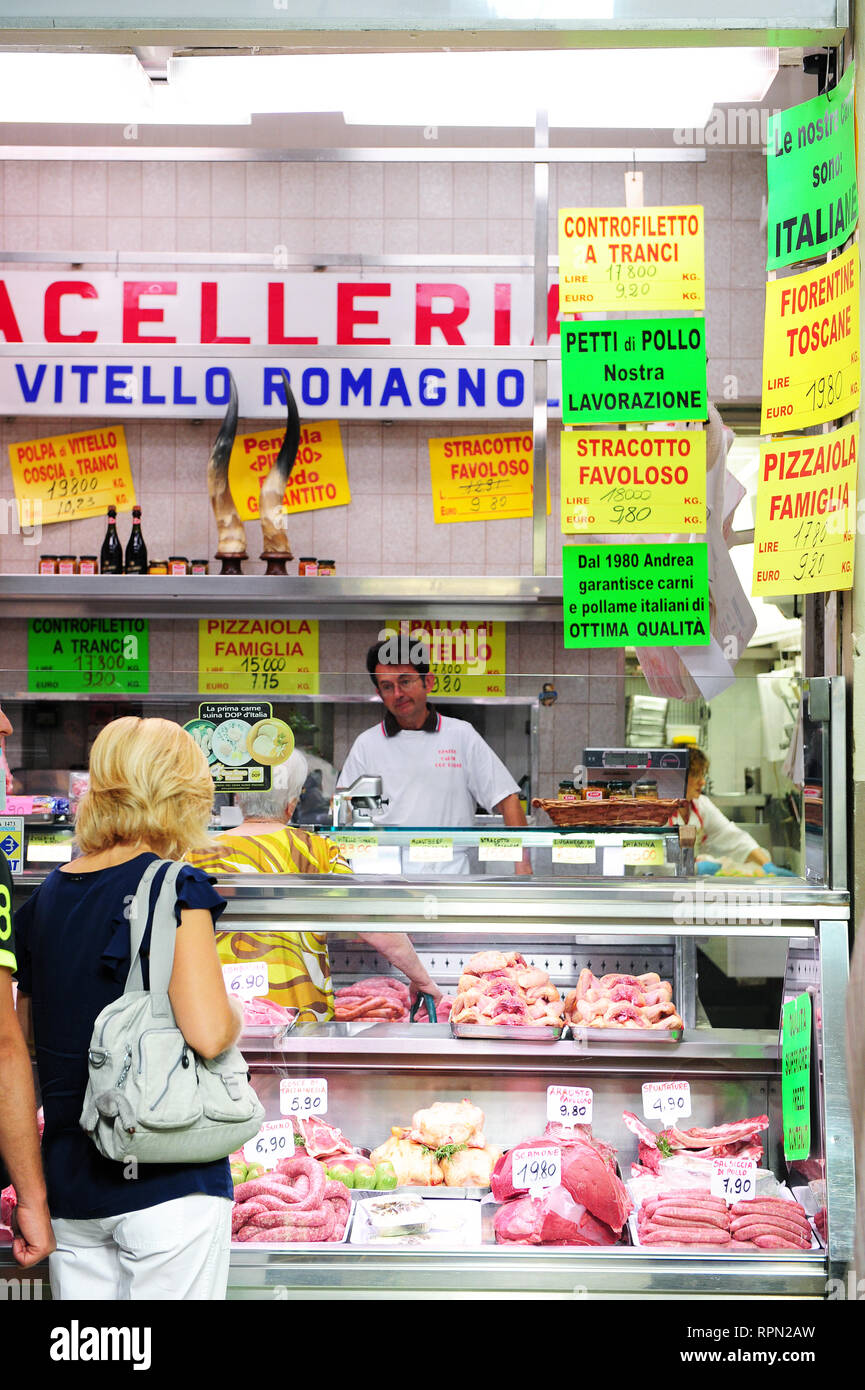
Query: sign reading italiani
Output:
[[561, 429, 706, 534], [561, 319, 707, 424], [563, 543, 710, 648], [198, 619, 319, 696], [752, 421, 857, 596], [8, 425, 136, 526], [227, 421, 350, 521], [558, 207, 705, 313], [761, 243, 860, 433], [766, 62, 858, 271]]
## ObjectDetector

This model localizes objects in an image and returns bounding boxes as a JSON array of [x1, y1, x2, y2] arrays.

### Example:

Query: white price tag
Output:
[[222, 962, 269, 1001], [511, 1145, 561, 1196], [641, 1081, 691, 1121], [602, 847, 625, 876], [478, 835, 523, 862], [547, 1084, 593, 1126], [409, 836, 453, 862], [710, 1159, 757, 1203], [551, 837, 596, 864], [279, 1077, 328, 1117], [243, 1119, 296, 1170]]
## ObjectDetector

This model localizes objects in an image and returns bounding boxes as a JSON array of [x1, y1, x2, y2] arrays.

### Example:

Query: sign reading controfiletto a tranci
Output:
[[562, 543, 710, 648], [28, 618, 149, 693]]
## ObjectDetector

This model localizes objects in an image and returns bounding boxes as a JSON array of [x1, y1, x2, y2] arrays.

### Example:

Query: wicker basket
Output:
[[533, 796, 687, 828]]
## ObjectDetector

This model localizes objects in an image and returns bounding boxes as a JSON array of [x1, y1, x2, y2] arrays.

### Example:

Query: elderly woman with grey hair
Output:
[[187, 749, 441, 1021]]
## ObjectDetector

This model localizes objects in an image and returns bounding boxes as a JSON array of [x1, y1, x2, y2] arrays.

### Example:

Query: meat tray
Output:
[[626, 1180, 820, 1251], [566, 1024, 684, 1044], [450, 1021, 564, 1042]]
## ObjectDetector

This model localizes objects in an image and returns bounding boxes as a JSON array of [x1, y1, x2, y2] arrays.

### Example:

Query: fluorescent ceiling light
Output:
[[168, 48, 778, 130]]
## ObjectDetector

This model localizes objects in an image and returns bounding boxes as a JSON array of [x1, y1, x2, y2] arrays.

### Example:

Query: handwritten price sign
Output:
[[642, 1081, 691, 1121], [710, 1159, 757, 1203], [279, 1077, 327, 1117], [512, 1145, 561, 1195], [547, 1085, 593, 1127], [243, 1120, 296, 1170], [223, 963, 269, 1001]]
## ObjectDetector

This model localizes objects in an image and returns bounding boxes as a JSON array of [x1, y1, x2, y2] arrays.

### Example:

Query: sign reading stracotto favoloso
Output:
[[562, 543, 710, 649]]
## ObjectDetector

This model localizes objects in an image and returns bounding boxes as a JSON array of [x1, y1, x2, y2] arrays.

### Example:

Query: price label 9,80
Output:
[[547, 1085, 593, 1127], [512, 1145, 561, 1193], [641, 1081, 691, 1121], [279, 1077, 328, 1117]]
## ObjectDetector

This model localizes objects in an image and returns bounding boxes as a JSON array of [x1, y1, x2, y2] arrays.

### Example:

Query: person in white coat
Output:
[[674, 748, 791, 875]]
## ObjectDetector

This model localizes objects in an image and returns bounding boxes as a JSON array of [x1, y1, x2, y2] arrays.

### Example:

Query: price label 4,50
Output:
[[243, 1120, 296, 1170], [641, 1081, 691, 1121], [279, 1077, 328, 1117], [547, 1085, 593, 1127], [512, 1145, 561, 1197], [222, 963, 269, 1002], [710, 1159, 757, 1204]]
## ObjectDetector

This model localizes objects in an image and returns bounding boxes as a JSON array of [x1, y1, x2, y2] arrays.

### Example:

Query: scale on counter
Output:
[[581, 747, 690, 798]]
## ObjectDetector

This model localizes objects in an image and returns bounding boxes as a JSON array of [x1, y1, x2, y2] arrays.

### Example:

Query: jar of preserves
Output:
[[582, 782, 608, 801], [168, 556, 190, 575], [38, 555, 59, 574], [190, 559, 209, 575], [298, 556, 318, 575], [317, 559, 336, 575], [78, 555, 98, 575], [57, 555, 78, 576], [148, 560, 168, 575], [557, 780, 578, 801], [607, 780, 633, 798], [633, 780, 658, 799]]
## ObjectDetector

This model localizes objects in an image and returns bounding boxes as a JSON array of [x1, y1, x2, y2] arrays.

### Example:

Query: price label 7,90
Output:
[[641, 1081, 691, 1121], [547, 1085, 593, 1127], [243, 1120, 296, 1170], [222, 963, 269, 1001], [709, 1159, 757, 1203], [280, 1077, 328, 1117], [512, 1145, 561, 1193]]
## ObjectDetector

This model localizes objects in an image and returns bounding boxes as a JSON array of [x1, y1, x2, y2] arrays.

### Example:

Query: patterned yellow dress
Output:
[[187, 827, 350, 1022]]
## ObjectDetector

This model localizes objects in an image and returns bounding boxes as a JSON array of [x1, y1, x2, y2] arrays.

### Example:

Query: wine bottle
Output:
[[124, 505, 148, 575], [99, 506, 123, 575]]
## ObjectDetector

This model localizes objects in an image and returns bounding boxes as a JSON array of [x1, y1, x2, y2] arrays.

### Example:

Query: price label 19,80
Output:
[[279, 1077, 328, 1117], [709, 1159, 757, 1204], [546, 1085, 593, 1127], [641, 1081, 691, 1121], [512, 1145, 561, 1195], [243, 1120, 296, 1170], [222, 962, 269, 1002]]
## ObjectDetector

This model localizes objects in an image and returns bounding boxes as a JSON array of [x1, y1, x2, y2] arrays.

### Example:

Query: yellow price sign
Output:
[[198, 618, 320, 695], [384, 617, 506, 698], [228, 421, 350, 521], [558, 207, 705, 313], [620, 838, 666, 867], [428, 430, 550, 522], [752, 421, 858, 596], [561, 429, 706, 534], [761, 244, 860, 433], [551, 837, 597, 865], [7, 425, 135, 527]]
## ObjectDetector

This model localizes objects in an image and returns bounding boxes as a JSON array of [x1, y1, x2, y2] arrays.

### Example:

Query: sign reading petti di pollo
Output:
[[761, 243, 860, 433], [558, 207, 705, 313], [561, 318, 707, 424], [561, 429, 706, 534]]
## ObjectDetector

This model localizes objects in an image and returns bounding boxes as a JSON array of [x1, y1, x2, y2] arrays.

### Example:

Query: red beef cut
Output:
[[494, 1188, 618, 1246], [490, 1129, 631, 1233]]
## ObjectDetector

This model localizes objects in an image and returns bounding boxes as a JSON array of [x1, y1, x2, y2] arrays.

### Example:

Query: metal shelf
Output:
[[0, 574, 564, 621]]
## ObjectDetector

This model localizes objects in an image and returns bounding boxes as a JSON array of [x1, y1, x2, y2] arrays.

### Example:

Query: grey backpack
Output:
[[80, 859, 265, 1164]]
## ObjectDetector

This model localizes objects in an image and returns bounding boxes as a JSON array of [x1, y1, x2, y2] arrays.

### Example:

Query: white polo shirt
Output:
[[337, 710, 519, 875]]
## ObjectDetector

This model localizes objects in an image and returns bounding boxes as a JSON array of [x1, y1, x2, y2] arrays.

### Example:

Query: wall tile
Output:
[[176, 217, 211, 251], [419, 165, 454, 220], [280, 164, 315, 219], [454, 163, 488, 218], [314, 165, 348, 217], [730, 289, 764, 358], [734, 153, 767, 221], [107, 162, 143, 218], [5, 162, 38, 208], [106, 217, 142, 252], [661, 160, 698, 205], [141, 163, 176, 217], [348, 218, 385, 254], [697, 151, 732, 221], [245, 163, 280, 216], [37, 217, 73, 251], [383, 218, 419, 253], [3, 216, 38, 250], [211, 163, 246, 213], [72, 162, 107, 220], [349, 163, 384, 219], [452, 219, 487, 254], [37, 161, 72, 215], [139, 217, 175, 252], [176, 164, 211, 218], [244, 217, 281, 253], [729, 219, 767, 291]]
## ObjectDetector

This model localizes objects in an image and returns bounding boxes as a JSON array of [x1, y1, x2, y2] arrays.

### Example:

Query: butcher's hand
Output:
[[12, 1198, 55, 1269], [410, 978, 443, 1009]]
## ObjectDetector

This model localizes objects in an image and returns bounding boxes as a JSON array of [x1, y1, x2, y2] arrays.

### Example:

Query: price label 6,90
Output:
[[709, 1159, 757, 1204], [243, 1120, 296, 1170], [512, 1145, 561, 1194], [279, 1077, 328, 1117], [547, 1085, 593, 1127], [641, 1081, 691, 1121], [222, 963, 269, 1001]]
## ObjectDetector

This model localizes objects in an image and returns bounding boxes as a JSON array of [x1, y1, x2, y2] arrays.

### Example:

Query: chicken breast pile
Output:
[[451, 951, 565, 1028]]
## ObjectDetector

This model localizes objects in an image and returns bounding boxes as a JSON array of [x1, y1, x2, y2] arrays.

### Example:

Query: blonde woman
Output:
[[13, 717, 241, 1301]]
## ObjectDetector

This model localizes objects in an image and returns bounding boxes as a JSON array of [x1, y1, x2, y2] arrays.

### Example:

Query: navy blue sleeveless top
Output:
[[13, 853, 234, 1219]]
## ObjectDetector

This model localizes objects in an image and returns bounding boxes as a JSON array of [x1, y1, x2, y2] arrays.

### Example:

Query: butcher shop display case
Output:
[[214, 875, 852, 1300]]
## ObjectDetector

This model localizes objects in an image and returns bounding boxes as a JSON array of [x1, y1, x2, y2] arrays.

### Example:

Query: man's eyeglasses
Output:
[[377, 675, 424, 695]]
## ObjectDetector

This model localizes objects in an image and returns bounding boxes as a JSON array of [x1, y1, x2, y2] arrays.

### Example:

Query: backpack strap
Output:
[[125, 860, 185, 1013]]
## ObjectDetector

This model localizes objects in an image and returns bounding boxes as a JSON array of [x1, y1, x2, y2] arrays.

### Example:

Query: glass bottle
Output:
[[124, 505, 148, 575], [99, 506, 123, 575]]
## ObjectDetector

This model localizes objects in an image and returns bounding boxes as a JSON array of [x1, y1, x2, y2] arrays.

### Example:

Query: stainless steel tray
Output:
[[566, 1024, 684, 1044], [387, 1185, 490, 1200], [451, 1021, 563, 1042]]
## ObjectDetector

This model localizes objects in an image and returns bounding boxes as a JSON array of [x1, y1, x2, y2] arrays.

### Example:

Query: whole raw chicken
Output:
[[451, 950, 564, 1027], [409, 1100, 486, 1149], [369, 1136, 444, 1186], [441, 1145, 501, 1187]]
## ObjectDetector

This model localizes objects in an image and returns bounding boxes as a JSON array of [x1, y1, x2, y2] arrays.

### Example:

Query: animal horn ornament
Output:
[[259, 369, 299, 576], [207, 371, 248, 575]]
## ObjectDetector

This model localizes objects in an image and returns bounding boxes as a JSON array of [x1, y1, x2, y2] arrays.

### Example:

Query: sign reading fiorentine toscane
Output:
[[561, 319, 707, 424], [558, 207, 705, 312], [563, 543, 710, 648], [560, 429, 706, 535]]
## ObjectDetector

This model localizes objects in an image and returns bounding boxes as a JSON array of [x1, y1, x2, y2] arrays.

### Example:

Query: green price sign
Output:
[[28, 618, 149, 693], [766, 61, 858, 270], [781, 992, 812, 1161], [563, 543, 709, 648], [561, 319, 707, 424]]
